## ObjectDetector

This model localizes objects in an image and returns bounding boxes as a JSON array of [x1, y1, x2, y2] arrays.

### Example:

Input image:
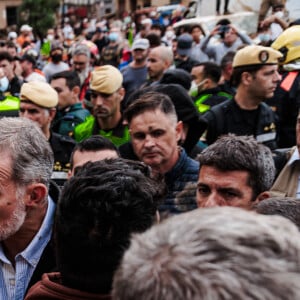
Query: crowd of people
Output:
[[1, 0, 300, 299]]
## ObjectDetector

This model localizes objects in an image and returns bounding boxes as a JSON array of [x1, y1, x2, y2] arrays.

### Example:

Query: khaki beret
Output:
[[20, 81, 58, 108], [233, 45, 283, 68], [90, 65, 123, 94]]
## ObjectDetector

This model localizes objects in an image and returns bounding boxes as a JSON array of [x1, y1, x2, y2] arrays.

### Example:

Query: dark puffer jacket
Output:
[[161, 148, 199, 215]]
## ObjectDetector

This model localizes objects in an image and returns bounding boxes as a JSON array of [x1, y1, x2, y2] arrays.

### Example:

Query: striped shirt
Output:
[[0, 196, 55, 300]]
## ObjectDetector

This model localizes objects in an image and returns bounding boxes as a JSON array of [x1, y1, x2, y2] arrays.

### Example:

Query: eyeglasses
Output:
[[73, 61, 86, 66], [20, 107, 40, 114]]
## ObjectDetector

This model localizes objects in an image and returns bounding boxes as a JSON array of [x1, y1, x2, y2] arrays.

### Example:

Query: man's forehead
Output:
[[198, 165, 250, 183], [130, 108, 174, 122], [0, 59, 10, 64], [73, 54, 88, 60]]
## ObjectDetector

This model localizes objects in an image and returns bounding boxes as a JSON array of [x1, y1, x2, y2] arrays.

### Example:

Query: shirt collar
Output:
[[0, 196, 56, 267], [287, 148, 300, 166], [21, 196, 55, 266]]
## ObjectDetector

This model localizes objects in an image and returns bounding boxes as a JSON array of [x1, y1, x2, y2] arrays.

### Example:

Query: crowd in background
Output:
[[2, 0, 300, 299]]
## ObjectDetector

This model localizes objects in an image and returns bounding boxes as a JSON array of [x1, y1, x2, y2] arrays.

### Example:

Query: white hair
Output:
[[113, 207, 300, 300]]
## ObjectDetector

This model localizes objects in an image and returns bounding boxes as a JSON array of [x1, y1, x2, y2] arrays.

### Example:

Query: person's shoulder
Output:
[[204, 98, 231, 119], [211, 98, 232, 109], [186, 155, 199, 171], [68, 104, 91, 118], [180, 150, 199, 173], [121, 65, 130, 74], [75, 114, 94, 127], [52, 131, 76, 146], [74, 115, 95, 142], [259, 101, 277, 117], [60, 61, 69, 68]]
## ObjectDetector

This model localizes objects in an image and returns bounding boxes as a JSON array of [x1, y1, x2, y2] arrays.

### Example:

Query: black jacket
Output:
[[203, 99, 278, 150]]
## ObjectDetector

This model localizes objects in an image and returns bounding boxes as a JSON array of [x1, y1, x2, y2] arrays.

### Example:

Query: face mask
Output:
[[165, 31, 175, 39], [51, 53, 63, 63], [258, 33, 271, 43], [47, 34, 54, 41], [274, 11, 284, 19], [108, 32, 119, 42], [124, 16, 131, 24], [189, 80, 206, 97], [0, 76, 9, 92]]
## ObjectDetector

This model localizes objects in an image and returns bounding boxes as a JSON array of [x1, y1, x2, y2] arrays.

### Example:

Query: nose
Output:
[[144, 135, 155, 148], [21, 111, 34, 121], [93, 95, 104, 106], [274, 71, 281, 82]]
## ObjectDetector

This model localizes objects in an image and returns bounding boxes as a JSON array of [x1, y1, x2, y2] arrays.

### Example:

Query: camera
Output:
[[219, 25, 229, 34]]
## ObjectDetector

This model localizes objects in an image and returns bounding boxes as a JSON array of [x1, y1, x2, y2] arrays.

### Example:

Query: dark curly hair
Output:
[[55, 158, 166, 294]]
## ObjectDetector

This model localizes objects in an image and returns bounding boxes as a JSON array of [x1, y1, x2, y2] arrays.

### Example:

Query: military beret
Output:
[[233, 45, 283, 68], [20, 81, 58, 108], [90, 65, 123, 94]]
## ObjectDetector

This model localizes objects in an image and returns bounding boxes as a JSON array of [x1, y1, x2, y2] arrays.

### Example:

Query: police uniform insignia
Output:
[[259, 50, 269, 63]]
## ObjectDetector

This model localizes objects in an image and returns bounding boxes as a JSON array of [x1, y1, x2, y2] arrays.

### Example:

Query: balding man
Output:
[[145, 45, 174, 86]]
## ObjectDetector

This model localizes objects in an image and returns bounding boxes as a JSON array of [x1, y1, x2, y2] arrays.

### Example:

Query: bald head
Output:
[[147, 46, 174, 81]]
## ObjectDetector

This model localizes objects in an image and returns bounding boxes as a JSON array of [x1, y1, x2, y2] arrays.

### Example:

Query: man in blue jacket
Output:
[[124, 91, 199, 216]]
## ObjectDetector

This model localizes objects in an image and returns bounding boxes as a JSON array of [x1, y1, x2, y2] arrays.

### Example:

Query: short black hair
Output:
[[231, 64, 262, 87], [69, 135, 119, 170], [50, 70, 81, 90], [145, 33, 161, 48], [189, 24, 202, 34], [124, 91, 177, 124], [220, 51, 236, 70], [0, 50, 14, 62], [193, 61, 222, 84], [197, 134, 275, 199]]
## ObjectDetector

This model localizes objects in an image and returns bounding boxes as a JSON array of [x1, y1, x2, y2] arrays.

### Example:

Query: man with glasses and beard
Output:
[[70, 44, 92, 101]]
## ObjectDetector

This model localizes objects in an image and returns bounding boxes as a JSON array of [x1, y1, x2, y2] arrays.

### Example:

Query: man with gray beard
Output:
[[0, 117, 56, 300], [70, 44, 92, 102]]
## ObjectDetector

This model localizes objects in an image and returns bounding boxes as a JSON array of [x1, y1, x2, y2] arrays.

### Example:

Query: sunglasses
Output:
[[73, 61, 86, 66]]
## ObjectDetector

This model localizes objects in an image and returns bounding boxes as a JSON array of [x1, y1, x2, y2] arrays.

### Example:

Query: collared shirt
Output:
[[0, 196, 55, 300], [287, 147, 300, 197]]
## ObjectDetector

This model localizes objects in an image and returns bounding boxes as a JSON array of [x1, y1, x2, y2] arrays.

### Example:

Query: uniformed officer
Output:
[[270, 25, 300, 147], [19, 81, 76, 186], [203, 44, 282, 150], [190, 61, 232, 115], [50, 70, 91, 138], [74, 65, 130, 146]]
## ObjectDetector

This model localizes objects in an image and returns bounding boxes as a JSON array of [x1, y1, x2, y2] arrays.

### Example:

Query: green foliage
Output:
[[18, 0, 60, 37]]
